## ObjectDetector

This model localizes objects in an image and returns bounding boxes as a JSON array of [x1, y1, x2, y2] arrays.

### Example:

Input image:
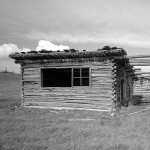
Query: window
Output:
[[41, 67, 90, 87], [73, 68, 89, 86], [41, 68, 71, 87]]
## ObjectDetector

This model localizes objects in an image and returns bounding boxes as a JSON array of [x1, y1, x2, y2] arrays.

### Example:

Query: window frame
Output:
[[40, 66, 91, 88], [72, 68, 90, 86]]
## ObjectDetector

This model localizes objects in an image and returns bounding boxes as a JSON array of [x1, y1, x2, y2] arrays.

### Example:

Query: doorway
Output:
[[120, 79, 126, 106]]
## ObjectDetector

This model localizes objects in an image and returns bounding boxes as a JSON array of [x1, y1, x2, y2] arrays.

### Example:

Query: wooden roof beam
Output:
[[133, 75, 150, 77], [116, 55, 150, 59], [127, 55, 150, 58], [129, 60, 150, 63], [133, 68, 141, 70], [130, 63, 150, 66], [132, 72, 150, 75]]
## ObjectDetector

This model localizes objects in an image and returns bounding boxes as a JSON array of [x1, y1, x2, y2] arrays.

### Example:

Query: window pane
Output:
[[82, 68, 89, 77], [82, 78, 89, 86], [73, 68, 80, 77], [42, 68, 71, 87], [73, 78, 80, 86]]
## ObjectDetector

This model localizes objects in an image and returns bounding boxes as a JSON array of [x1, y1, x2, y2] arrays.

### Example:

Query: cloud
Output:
[[0, 44, 30, 59], [22, 47, 31, 52], [2, 0, 150, 51], [0, 44, 20, 59], [0, 40, 69, 59], [25, 30, 150, 48], [36, 40, 69, 51]]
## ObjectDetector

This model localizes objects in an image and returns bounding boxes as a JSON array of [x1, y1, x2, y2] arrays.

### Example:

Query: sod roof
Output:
[[9, 48, 127, 60]]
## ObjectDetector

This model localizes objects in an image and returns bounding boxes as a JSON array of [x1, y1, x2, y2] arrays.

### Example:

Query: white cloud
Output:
[[0, 40, 69, 59], [0, 44, 30, 59], [25, 30, 150, 48], [36, 40, 69, 51], [22, 47, 31, 52], [0, 44, 20, 59]]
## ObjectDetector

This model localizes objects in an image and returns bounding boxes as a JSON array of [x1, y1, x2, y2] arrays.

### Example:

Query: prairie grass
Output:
[[1, 107, 150, 150], [0, 72, 21, 109], [1, 73, 150, 150]]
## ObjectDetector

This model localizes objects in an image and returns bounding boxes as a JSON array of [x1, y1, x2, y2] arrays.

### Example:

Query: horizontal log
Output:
[[24, 106, 112, 111], [92, 76, 114, 79], [91, 72, 115, 75], [130, 63, 150, 66], [92, 82, 115, 86], [23, 92, 114, 97], [92, 78, 115, 82], [133, 76, 150, 78], [92, 73, 114, 76], [92, 68, 114, 71], [134, 86, 148, 88], [23, 67, 39, 70], [129, 59, 150, 63], [23, 97, 113, 103], [23, 77, 38, 81], [20, 58, 114, 64], [23, 69, 39, 73], [23, 101, 112, 109], [23, 82, 39, 85], [134, 91, 150, 93], [133, 72, 150, 75], [59, 101, 112, 106], [92, 70, 113, 72], [91, 63, 114, 66], [128, 55, 150, 58], [22, 61, 114, 68], [23, 98, 112, 104], [134, 88, 149, 89], [134, 92, 150, 94], [23, 74, 40, 77], [23, 94, 115, 99], [24, 90, 115, 95], [23, 78, 40, 82]]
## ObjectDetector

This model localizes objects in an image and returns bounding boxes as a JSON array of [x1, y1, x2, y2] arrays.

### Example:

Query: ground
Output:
[[1, 72, 150, 150]]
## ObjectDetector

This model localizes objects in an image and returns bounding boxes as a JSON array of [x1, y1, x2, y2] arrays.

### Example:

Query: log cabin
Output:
[[9, 47, 135, 112]]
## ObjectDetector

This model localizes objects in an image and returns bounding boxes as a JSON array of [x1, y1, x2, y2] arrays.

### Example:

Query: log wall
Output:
[[21, 60, 116, 111], [115, 62, 133, 107]]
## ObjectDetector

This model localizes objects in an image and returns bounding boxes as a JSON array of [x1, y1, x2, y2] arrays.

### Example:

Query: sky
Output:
[[0, 0, 150, 73]]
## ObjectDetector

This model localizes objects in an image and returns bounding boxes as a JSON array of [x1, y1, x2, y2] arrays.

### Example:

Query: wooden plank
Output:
[[129, 60, 150, 63], [24, 90, 115, 95], [30, 96, 112, 101], [22, 61, 114, 68], [130, 63, 150, 66], [128, 55, 150, 58], [23, 98, 112, 105], [23, 92, 114, 98], [22, 101, 112, 110]]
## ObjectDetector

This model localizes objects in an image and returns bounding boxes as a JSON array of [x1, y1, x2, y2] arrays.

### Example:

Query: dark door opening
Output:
[[120, 79, 127, 106], [121, 79, 124, 102]]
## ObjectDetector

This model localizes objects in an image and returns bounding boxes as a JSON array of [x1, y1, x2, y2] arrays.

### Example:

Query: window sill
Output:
[[41, 86, 91, 90]]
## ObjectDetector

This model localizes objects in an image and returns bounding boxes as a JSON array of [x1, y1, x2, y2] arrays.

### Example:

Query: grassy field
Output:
[[0, 72, 21, 110], [1, 73, 150, 150]]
